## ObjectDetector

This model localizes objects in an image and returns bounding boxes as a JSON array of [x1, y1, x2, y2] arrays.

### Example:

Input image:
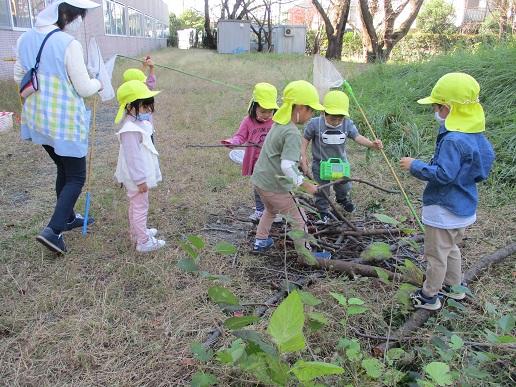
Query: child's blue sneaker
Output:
[[411, 289, 442, 311], [36, 227, 67, 254], [312, 250, 332, 260], [252, 237, 273, 253], [64, 213, 94, 231]]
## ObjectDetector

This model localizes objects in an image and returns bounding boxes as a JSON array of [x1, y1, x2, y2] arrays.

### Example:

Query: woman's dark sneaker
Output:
[[315, 212, 331, 225], [439, 284, 467, 300], [411, 289, 442, 310], [64, 213, 94, 231], [339, 200, 355, 213], [36, 227, 67, 254]]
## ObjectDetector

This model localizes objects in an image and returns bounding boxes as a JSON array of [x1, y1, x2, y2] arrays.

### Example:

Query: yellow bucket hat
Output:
[[250, 82, 279, 110], [123, 68, 147, 83], [115, 80, 161, 124], [323, 90, 350, 116], [273, 80, 325, 125], [417, 72, 485, 133]]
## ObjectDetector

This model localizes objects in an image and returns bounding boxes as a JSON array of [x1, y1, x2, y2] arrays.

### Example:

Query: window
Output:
[[144, 15, 154, 38], [10, 0, 32, 28], [30, 0, 46, 24], [128, 7, 142, 36], [1, 0, 11, 27], [104, 0, 126, 35]]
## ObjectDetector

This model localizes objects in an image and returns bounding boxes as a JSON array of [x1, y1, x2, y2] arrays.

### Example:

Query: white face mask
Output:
[[324, 119, 342, 129], [434, 111, 446, 124], [65, 15, 83, 32]]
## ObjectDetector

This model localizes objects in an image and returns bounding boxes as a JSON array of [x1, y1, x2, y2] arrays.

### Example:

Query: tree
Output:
[[168, 13, 182, 47], [246, 0, 274, 52], [312, 0, 352, 59], [179, 8, 205, 30], [204, 0, 217, 49], [487, 0, 514, 38], [358, 0, 425, 63], [417, 0, 456, 34]]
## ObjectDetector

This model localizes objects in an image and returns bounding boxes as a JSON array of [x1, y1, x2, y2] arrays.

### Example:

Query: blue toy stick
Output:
[[82, 192, 91, 235], [82, 96, 98, 236]]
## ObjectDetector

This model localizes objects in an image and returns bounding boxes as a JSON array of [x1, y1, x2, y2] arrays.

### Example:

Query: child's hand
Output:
[[221, 139, 235, 148], [302, 181, 318, 195], [371, 139, 383, 150], [399, 157, 415, 171], [137, 182, 148, 193], [145, 57, 154, 68]]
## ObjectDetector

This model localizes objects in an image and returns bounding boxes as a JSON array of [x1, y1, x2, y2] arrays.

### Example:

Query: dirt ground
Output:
[[0, 49, 514, 385]]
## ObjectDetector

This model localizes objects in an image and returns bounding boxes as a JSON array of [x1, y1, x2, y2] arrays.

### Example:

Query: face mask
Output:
[[324, 119, 342, 129], [65, 15, 83, 33], [434, 111, 446, 124], [136, 112, 152, 122]]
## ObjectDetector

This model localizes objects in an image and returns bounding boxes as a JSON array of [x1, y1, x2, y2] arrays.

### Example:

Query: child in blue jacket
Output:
[[400, 72, 495, 310]]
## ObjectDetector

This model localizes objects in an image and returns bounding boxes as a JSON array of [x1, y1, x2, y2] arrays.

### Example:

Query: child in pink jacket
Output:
[[221, 83, 279, 222]]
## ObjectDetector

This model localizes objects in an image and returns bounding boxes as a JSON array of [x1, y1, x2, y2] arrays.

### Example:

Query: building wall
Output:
[[0, 0, 169, 80], [217, 20, 250, 54], [272, 25, 306, 54]]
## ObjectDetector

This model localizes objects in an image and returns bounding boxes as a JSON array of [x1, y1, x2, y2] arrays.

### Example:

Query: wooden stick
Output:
[[317, 177, 399, 194], [317, 189, 358, 231], [372, 242, 516, 356]]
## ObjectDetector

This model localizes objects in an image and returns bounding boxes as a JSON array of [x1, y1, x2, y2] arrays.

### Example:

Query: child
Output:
[[301, 90, 383, 222], [114, 80, 166, 253], [251, 80, 331, 260], [400, 72, 495, 310], [221, 82, 280, 222]]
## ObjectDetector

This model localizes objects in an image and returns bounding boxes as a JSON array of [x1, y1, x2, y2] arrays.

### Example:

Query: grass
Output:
[[0, 47, 515, 385]]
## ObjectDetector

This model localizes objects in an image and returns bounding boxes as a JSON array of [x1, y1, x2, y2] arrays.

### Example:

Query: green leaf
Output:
[[449, 334, 464, 350], [395, 283, 418, 310], [386, 348, 406, 364], [223, 315, 260, 330], [233, 329, 277, 357], [399, 259, 424, 285], [337, 338, 362, 361], [239, 352, 290, 386], [190, 342, 213, 362], [360, 242, 393, 261], [267, 290, 306, 353], [176, 257, 199, 273], [291, 360, 344, 382], [347, 305, 368, 316], [424, 362, 453, 386], [214, 241, 237, 255], [373, 213, 400, 226], [307, 312, 328, 331], [348, 297, 365, 305], [295, 244, 317, 265], [497, 314, 515, 334], [187, 235, 205, 250], [207, 286, 240, 306], [446, 299, 466, 311], [298, 290, 322, 306], [374, 267, 391, 284], [287, 229, 306, 240], [215, 339, 245, 364], [179, 240, 199, 259], [330, 292, 347, 307], [484, 302, 498, 316], [191, 372, 217, 387], [464, 366, 489, 380], [361, 357, 384, 379], [495, 335, 516, 344]]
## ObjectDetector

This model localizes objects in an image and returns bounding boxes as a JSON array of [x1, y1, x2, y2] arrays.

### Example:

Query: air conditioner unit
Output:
[[284, 27, 294, 37]]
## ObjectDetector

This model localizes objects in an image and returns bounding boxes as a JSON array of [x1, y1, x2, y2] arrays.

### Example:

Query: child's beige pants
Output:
[[422, 225, 466, 297]]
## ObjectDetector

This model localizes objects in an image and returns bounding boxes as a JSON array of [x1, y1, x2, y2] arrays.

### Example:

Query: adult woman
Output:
[[14, 0, 102, 254]]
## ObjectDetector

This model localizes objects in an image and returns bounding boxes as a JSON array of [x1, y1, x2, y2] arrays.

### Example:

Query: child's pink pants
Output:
[[127, 190, 149, 245]]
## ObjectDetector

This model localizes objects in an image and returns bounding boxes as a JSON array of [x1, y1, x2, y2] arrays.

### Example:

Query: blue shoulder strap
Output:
[[34, 28, 61, 70]]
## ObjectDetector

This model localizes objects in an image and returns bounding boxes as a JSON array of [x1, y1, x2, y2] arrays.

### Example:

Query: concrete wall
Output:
[[217, 19, 250, 54], [272, 25, 306, 54], [0, 0, 169, 80]]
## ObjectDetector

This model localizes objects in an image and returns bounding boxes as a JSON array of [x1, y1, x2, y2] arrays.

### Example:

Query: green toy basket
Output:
[[320, 158, 350, 181]]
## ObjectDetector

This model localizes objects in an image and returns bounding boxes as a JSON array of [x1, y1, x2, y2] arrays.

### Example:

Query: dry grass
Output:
[[0, 48, 514, 386]]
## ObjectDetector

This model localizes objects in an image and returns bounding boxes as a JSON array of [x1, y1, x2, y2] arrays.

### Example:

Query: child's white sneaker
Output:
[[273, 214, 283, 223], [146, 228, 158, 237], [136, 236, 166, 253]]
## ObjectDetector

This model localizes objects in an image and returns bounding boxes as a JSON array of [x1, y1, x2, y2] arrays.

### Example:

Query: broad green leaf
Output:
[[214, 241, 237, 255], [451, 284, 472, 296], [399, 259, 424, 285], [267, 291, 306, 353], [386, 348, 406, 364], [190, 342, 213, 362], [447, 299, 466, 311], [307, 312, 328, 331], [207, 286, 240, 306], [233, 329, 277, 356], [374, 267, 390, 284], [497, 315, 515, 334], [179, 240, 198, 259], [348, 297, 365, 305], [176, 257, 199, 273], [449, 334, 464, 350], [296, 244, 317, 265], [484, 302, 498, 316], [361, 242, 393, 261], [395, 283, 418, 311], [330, 292, 347, 307], [361, 358, 384, 379], [495, 335, 516, 344], [347, 305, 368, 316], [191, 372, 217, 387], [224, 315, 260, 330], [288, 229, 306, 240], [298, 290, 322, 306], [464, 366, 489, 380], [187, 235, 205, 250], [216, 339, 245, 364], [239, 352, 290, 386], [373, 213, 400, 226], [337, 338, 362, 361], [291, 360, 344, 382], [424, 362, 453, 386]]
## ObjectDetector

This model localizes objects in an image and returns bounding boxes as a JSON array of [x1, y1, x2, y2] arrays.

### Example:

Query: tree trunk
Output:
[[312, 0, 351, 60], [203, 0, 216, 49]]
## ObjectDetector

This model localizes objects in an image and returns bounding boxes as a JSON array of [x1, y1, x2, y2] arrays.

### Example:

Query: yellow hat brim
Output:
[[256, 99, 280, 110], [308, 102, 325, 111], [115, 89, 161, 124], [325, 107, 349, 116], [417, 96, 440, 105]]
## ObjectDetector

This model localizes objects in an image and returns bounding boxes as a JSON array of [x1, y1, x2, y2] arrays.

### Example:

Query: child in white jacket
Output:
[[114, 80, 165, 252]]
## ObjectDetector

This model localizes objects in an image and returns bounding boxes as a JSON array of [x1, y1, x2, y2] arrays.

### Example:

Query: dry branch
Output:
[[372, 242, 516, 356]]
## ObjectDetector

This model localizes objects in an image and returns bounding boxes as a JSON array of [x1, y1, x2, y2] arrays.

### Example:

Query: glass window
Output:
[[144, 15, 153, 38], [104, 0, 126, 35], [1, 0, 11, 27], [11, 0, 32, 28], [128, 7, 142, 36], [31, 0, 46, 24]]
